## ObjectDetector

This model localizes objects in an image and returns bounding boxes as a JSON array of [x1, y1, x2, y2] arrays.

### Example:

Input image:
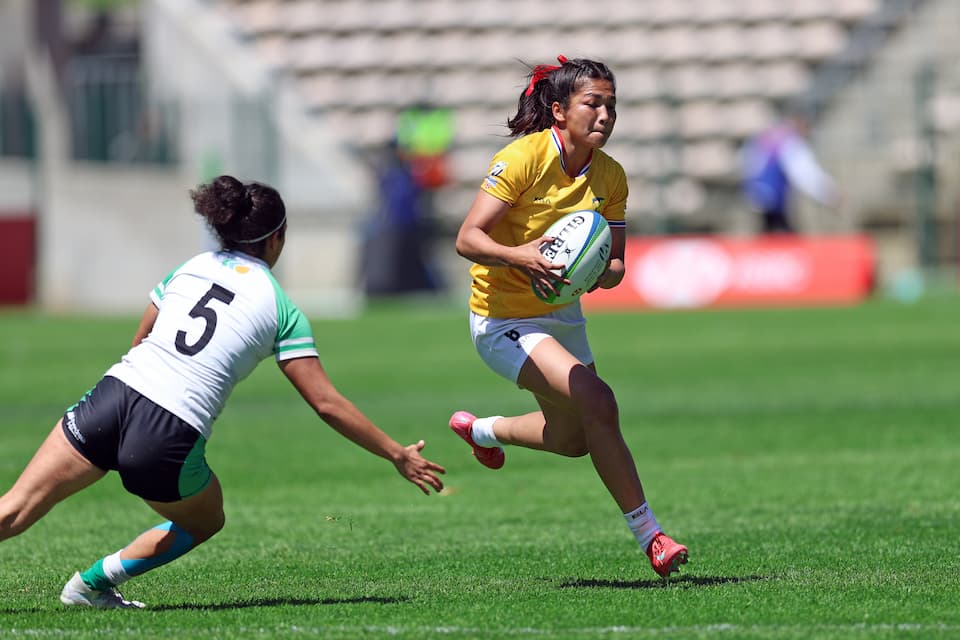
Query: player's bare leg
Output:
[[141, 473, 226, 551], [0, 420, 105, 542], [497, 338, 688, 577], [505, 338, 646, 512], [62, 474, 226, 609]]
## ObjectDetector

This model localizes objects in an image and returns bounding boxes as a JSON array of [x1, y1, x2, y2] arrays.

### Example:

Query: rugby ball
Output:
[[533, 210, 612, 305]]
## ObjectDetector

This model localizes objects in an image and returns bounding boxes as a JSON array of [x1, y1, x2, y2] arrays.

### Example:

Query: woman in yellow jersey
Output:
[[449, 56, 688, 578]]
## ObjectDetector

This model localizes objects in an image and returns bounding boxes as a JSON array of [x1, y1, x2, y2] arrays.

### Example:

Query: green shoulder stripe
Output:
[[265, 270, 316, 355], [153, 259, 190, 301]]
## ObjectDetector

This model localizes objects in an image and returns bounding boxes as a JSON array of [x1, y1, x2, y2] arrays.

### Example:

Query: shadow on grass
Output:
[[149, 595, 408, 612], [0, 595, 407, 615], [559, 575, 768, 590]]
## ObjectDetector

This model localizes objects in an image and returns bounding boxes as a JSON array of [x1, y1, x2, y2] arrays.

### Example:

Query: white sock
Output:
[[624, 502, 661, 551], [102, 550, 133, 587], [470, 416, 503, 447]]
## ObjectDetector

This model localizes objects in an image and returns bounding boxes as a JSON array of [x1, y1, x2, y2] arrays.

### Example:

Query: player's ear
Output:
[[551, 101, 565, 124]]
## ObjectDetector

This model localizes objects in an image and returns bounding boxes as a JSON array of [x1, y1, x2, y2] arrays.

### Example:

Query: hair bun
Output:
[[211, 175, 252, 225], [190, 174, 250, 227], [191, 175, 285, 251]]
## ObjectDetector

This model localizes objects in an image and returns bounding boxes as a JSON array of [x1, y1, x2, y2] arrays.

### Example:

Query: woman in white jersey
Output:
[[0, 175, 446, 608], [449, 57, 688, 578]]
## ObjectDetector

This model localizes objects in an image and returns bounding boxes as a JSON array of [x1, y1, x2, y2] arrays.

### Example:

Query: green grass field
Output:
[[1, 296, 958, 639]]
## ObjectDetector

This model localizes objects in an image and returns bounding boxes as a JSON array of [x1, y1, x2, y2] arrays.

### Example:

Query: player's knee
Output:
[[0, 496, 43, 541], [558, 443, 589, 458], [192, 511, 225, 544], [0, 510, 23, 541], [553, 434, 589, 457], [575, 377, 619, 428]]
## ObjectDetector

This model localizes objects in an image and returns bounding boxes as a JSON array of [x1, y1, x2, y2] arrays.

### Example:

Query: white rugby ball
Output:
[[533, 210, 612, 305]]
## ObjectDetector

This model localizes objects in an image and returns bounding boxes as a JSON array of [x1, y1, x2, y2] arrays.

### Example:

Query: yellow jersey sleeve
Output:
[[480, 137, 536, 205], [596, 152, 628, 231]]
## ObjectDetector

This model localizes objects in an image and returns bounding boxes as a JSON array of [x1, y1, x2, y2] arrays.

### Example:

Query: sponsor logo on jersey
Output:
[[220, 257, 252, 274], [64, 410, 86, 443], [483, 161, 509, 191], [591, 196, 605, 210]]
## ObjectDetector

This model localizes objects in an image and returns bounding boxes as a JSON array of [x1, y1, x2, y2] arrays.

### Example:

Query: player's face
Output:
[[558, 78, 617, 148]]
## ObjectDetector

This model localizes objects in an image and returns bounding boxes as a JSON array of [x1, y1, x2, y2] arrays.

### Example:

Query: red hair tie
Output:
[[524, 55, 569, 96]]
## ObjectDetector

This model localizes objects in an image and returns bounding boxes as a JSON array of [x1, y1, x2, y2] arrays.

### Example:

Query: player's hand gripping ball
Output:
[[532, 210, 612, 305]]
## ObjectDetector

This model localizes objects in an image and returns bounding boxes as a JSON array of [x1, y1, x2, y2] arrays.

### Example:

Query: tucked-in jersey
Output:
[[106, 251, 318, 440], [470, 126, 628, 318]]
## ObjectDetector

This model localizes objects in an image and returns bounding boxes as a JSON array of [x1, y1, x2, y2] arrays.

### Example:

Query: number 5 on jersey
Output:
[[175, 284, 236, 356]]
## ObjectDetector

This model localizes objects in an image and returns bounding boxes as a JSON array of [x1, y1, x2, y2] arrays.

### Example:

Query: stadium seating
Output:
[[212, 0, 896, 225]]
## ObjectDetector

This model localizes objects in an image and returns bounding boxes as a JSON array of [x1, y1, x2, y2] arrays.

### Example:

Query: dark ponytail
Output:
[[191, 175, 286, 255], [507, 57, 616, 137]]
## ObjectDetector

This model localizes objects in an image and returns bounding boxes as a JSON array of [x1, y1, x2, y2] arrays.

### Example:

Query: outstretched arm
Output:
[[278, 356, 445, 495]]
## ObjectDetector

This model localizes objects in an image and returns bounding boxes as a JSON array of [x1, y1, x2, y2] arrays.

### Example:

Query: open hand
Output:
[[395, 440, 446, 495]]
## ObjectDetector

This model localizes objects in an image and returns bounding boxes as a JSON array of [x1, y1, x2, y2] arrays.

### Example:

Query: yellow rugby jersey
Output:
[[470, 126, 628, 318]]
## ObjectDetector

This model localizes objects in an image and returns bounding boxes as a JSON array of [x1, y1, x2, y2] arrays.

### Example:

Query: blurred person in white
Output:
[[740, 108, 841, 233], [0, 175, 445, 609], [449, 56, 688, 579]]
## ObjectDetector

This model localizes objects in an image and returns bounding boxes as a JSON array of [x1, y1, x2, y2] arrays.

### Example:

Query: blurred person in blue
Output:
[[362, 138, 443, 295], [362, 105, 453, 296], [449, 56, 688, 579], [740, 110, 841, 233], [0, 175, 445, 609]]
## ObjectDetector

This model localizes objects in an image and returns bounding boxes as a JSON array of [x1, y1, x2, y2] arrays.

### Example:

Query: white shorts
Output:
[[469, 303, 594, 383]]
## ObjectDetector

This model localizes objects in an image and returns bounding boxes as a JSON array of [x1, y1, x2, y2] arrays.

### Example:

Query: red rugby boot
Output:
[[646, 532, 688, 578], [449, 411, 505, 470]]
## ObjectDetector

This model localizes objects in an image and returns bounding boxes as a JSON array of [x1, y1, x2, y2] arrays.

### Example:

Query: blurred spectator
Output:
[[395, 104, 455, 190], [361, 139, 443, 296], [361, 106, 453, 296], [739, 112, 840, 233]]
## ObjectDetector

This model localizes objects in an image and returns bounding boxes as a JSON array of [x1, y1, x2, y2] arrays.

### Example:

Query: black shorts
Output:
[[61, 376, 213, 502]]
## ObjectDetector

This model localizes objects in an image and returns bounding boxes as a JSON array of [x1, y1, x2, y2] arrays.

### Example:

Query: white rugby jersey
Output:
[[106, 251, 318, 439]]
